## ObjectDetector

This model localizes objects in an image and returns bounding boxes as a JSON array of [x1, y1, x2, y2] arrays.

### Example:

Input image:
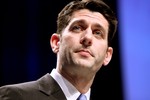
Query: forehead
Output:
[[69, 9, 109, 30]]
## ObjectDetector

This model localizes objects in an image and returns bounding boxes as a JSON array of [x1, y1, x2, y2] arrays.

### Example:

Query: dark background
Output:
[[1, 0, 123, 99]]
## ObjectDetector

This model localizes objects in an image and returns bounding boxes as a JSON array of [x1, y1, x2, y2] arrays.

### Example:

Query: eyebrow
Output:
[[70, 19, 87, 26], [70, 19, 107, 33]]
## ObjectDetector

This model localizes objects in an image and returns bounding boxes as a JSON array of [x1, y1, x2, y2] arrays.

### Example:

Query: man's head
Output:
[[57, 0, 117, 46], [50, 0, 117, 76]]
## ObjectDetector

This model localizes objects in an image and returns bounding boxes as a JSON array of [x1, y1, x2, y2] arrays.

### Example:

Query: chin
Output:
[[75, 60, 94, 68]]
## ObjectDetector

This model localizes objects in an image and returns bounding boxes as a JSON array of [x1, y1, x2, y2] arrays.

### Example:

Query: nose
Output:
[[80, 29, 93, 47]]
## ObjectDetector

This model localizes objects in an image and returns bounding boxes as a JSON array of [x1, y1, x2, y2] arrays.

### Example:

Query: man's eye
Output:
[[93, 30, 104, 38], [94, 31, 102, 35], [72, 25, 82, 32]]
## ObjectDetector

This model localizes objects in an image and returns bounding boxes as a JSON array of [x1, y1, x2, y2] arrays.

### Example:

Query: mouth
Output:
[[75, 49, 94, 57]]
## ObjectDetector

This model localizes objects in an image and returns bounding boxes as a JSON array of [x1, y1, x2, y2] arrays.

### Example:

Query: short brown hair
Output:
[[57, 0, 117, 46]]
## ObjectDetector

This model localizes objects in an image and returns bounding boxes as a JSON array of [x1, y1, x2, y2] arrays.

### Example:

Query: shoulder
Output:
[[0, 80, 38, 91], [0, 79, 38, 100], [0, 84, 23, 100], [0, 74, 53, 100]]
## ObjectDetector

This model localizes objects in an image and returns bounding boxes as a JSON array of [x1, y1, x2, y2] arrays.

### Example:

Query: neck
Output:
[[57, 66, 96, 94]]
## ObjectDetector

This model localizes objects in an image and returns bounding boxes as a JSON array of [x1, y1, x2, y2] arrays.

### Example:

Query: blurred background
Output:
[[1, 0, 150, 100]]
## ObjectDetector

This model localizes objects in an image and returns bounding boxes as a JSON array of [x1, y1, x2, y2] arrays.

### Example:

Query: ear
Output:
[[103, 47, 113, 66], [50, 33, 60, 54]]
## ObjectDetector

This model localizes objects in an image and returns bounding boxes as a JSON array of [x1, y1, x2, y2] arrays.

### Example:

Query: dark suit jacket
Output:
[[0, 74, 67, 100]]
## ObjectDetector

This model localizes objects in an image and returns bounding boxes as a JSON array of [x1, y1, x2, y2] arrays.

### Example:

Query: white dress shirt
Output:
[[50, 69, 91, 100]]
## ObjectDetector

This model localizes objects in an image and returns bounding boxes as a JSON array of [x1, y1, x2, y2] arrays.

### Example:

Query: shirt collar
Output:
[[50, 69, 91, 100]]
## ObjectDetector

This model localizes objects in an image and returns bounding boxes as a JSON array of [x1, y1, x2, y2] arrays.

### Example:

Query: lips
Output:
[[76, 49, 94, 57]]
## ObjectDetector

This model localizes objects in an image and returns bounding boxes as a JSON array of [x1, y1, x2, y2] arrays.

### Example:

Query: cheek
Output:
[[93, 42, 108, 57], [63, 34, 79, 45], [59, 36, 78, 60], [60, 36, 76, 51]]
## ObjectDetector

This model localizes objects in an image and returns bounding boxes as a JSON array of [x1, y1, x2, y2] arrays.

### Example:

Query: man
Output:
[[0, 0, 117, 100]]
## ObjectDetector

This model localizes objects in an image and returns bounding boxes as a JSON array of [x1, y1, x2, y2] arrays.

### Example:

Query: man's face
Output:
[[51, 9, 113, 73]]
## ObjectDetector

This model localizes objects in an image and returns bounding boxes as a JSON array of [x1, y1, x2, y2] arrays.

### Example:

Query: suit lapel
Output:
[[37, 73, 67, 100]]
